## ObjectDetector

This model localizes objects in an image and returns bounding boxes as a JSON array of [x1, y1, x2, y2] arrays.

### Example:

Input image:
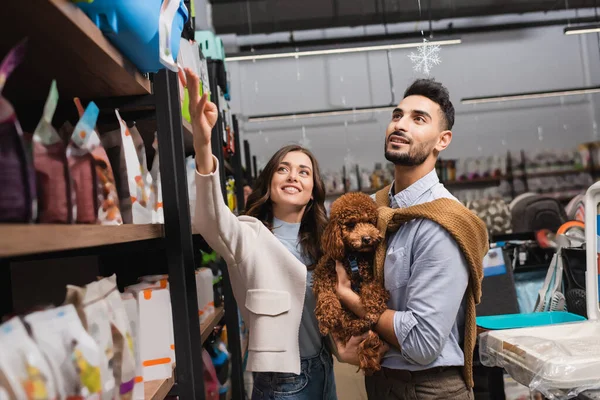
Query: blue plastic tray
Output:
[[476, 311, 586, 330]]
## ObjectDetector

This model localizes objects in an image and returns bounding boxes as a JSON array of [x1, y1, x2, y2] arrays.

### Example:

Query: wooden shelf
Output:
[[0, 224, 164, 258], [144, 369, 175, 400], [201, 306, 225, 344], [2, 0, 151, 105]]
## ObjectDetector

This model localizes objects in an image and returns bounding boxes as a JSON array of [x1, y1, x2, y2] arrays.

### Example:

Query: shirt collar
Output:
[[388, 169, 440, 208]]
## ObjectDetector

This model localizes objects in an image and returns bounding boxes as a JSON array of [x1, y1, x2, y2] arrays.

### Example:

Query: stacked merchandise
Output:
[[0, 275, 139, 400], [0, 41, 164, 226], [0, 270, 217, 400]]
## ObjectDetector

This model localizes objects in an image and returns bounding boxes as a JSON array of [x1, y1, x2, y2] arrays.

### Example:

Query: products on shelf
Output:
[[186, 155, 197, 221], [98, 276, 137, 400], [0, 317, 58, 399], [120, 292, 144, 400], [64, 281, 117, 399], [76, 0, 188, 74], [150, 135, 164, 224], [67, 101, 102, 224], [452, 156, 507, 181], [73, 98, 123, 226], [33, 80, 73, 224], [226, 177, 236, 213], [125, 279, 174, 382], [522, 148, 585, 174], [25, 305, 104, 399], [115, 110, 155, 224], [178, 38, 211, 124], [0, 39, 36, 223], [196, 268, 215, 324]]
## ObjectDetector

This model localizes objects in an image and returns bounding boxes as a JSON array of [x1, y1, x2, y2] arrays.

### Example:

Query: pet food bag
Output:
[[149, 135, 164, 224], [97, 275, 137, 399], [73, 98, 123, 226], [0, 316, 58, 400], [25, 305, 104, 399], [100, 122, 144, 225], [115, 110, 153, 224], [67, 102, 101, 224], [64, 283, 116, 400], [0, 39, 36, 223], [33, 80, 73, 224], [121, 293, 143, 400], [124, 284, 174, 381]]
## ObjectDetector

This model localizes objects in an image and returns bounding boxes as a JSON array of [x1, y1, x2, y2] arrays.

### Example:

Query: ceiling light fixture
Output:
[[564, 23, 600, 35], [245, 104, 395, 123], [226, 39, 462, 62], [461, 86, 600, 105]]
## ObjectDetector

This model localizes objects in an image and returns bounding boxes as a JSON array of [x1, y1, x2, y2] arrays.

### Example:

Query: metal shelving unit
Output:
[[0, 2, 252, 399]]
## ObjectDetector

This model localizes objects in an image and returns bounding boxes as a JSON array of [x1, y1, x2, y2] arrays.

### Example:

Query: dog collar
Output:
[[348, 255, 361, 292]]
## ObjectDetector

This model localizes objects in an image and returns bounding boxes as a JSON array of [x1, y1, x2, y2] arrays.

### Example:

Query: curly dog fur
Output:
[[313, 192, 390, 375]]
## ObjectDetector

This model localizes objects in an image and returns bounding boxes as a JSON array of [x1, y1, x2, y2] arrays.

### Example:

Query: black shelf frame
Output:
[[0, 66, 252, 400], [207, 58, 246, 400]]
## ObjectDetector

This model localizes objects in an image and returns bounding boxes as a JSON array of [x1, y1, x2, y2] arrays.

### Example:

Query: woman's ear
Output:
[[322, 221, 345, 260]]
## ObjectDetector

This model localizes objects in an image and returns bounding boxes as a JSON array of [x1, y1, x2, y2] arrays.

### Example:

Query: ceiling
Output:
[[210, 0, 598, 37]]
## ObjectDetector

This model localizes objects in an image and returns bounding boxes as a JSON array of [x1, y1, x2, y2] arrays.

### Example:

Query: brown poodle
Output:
[[313, 192, 390, 375]]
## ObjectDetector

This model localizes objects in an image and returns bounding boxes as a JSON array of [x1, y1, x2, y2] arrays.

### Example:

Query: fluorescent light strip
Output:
[[246, 105, 394, 123], [461, 87, 600, 105], [564, 24, 600, 35], [226, 39, 461, 62]]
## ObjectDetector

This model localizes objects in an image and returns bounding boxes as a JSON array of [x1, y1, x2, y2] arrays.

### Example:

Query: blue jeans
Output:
[[251, 345, 337, 400]]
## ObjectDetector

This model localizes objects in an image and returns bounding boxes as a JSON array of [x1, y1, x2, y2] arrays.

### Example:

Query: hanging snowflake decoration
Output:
[[408, 39, 441, 75]]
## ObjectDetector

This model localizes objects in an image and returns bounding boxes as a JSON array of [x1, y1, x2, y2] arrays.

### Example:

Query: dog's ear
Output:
[[322, 221, 345, 260]]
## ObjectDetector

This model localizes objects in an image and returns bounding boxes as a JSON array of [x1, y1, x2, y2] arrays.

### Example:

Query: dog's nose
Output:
[[362, 236, 372, 245]]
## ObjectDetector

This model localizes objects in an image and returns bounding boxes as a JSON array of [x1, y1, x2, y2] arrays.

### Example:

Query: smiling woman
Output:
[[184, 66, 337, 400], [245, 145, 327, 264]]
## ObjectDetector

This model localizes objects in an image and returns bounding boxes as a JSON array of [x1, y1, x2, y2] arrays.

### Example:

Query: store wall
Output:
[[226, 25, 600, 173]]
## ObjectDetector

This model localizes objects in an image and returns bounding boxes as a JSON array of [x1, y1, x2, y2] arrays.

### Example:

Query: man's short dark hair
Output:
[[404, 79, 455, 130]]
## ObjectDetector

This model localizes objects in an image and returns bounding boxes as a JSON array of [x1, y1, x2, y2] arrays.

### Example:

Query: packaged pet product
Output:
[[0, 317, 58, 399], [33, 80, 73, 223], [159, 0, 185, 72], [97, 275, 136, 399], [186, 156, 197, 220], [74, 98, 123, 226], [0, 39, 36, 223], [25, 305, 103, 399], [124, 284, 174, 381], [138, 275, 169, 289], [67, 102, 101, 224], [64, 283, 116, 399], [196, 268, 214, 324], [115, 110, 153, 224], [149, 135, 164, 224], [120, 293, 143, 400], [100, 122, 144, 224]]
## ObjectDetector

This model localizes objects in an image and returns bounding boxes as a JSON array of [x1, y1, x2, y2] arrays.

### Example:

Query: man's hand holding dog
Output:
[[335, 260, 401, 351], [335, 260, 367, 318]]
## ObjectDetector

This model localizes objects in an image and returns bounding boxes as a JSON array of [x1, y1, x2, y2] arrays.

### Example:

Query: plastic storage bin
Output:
[[77, 0, 188, 73]]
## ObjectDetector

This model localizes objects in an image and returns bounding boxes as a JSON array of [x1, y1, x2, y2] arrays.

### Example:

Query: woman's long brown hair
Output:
[[244, 145, 327, 268]]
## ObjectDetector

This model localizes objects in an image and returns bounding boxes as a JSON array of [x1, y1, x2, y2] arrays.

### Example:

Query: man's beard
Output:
[[384, 134, 434, 166]]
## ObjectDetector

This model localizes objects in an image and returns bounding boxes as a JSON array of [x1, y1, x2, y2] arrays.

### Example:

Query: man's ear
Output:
[[436, 130, 452, 152]]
